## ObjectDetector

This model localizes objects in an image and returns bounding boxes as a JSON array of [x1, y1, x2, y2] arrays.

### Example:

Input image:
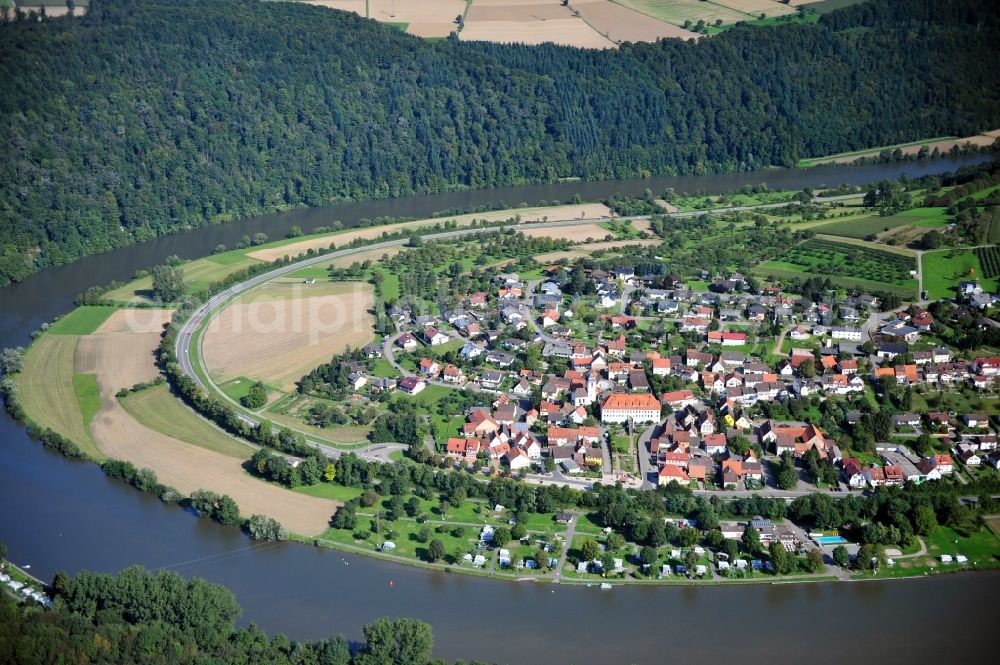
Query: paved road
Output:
[[636, 422, 658, 490]]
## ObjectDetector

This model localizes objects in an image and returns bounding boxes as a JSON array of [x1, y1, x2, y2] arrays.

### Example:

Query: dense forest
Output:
[[1, 0, 999, 285], [0, 565, 489, 665]]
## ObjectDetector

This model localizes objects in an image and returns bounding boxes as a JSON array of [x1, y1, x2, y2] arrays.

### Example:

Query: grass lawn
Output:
[[293, 483, 365, 503], [47, 306, 117, 335], [321, 426, 373, 444], [322, 515, 481, 565], [72, 374, 101, 427], [265, 407, 372, 446], [119, 383, 255, 458], [427, 339, 464, 358], [286, 265, 333, 280], [925, 525, 1000, 563], [219, 376, 266, 403], [392, 383, 453, 410], [922, 249, 1000, 299], [369, 357, 399, 378], [16, 335, 102, 460], [856, 524, 1000, 579]]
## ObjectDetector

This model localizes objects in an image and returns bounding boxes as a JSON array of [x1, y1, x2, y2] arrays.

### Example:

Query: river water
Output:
[[1, 155, 997, 664]]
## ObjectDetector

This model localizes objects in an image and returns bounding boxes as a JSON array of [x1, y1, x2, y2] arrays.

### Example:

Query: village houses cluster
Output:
[[336, 264, 1000, 491]]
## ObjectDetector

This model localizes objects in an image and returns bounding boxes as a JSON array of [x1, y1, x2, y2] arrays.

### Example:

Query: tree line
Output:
[[0, 565, 480, 665], [1, 0, 999, 285]]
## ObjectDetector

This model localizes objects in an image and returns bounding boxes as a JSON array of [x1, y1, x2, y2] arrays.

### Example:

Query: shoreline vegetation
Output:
[[4, 161, 1000, 590], [2, 0, 1000, 286], [0, 557, 449, 665]]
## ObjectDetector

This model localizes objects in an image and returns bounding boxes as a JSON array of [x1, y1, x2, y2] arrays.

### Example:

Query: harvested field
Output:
[[460, 18, 612, 48], [467, 1, 569, 22], [75, 332, 163, 392], [369, 0, 465, 38], [802, 130, 1000, 166], [715, 0, 797, 17], [17, 335, 101, 459], [533, 238, 661, 262], [27, 6, 87, 17], [327, 246, 402, 269], [79, 323, 336, 535], [95, 308, 173, 334], [519, 222, 613, 242], [247, 203, 612, 262], [574, 1, 700, 42], [631, 219, 655, 234], [617, 0, 748, 26], [120, 384, 254, 459], [92, 397, 336, 535], [203, 281, 374, 390], [300, 0, 364, 13]]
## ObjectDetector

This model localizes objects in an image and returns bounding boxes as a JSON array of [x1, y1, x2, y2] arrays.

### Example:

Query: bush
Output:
[[246, 515, 288, 541]]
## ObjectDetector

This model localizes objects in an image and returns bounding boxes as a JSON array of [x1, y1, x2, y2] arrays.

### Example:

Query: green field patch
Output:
[[427, 338, 463, 358], [922, 249, 1000, 299], [119, 383, 255, 458], [219, 376, 275, 403], [370, 357, 400, 378], [812, 208, 947, 239], [755, 238, 917, 296], [103, 253, 264, 303], [72, 374, 101, 427], [47, 306, 117, 335], [287, 265, 333, 280], [293, 483, 365, 503], [16, 335, 102, 459]]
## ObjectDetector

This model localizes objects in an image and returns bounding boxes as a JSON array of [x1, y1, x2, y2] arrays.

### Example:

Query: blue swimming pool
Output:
[[815, 536, 848, 545]]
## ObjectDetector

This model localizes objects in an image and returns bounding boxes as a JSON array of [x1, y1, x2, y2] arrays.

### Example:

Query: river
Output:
[[1, 155, 997, 664]]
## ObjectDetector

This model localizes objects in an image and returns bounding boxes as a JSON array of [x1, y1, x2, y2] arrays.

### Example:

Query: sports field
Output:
[[202, 281, 375, 390]]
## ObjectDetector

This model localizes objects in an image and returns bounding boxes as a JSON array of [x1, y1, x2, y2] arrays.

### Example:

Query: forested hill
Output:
[[1, 0, 998, 285]]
